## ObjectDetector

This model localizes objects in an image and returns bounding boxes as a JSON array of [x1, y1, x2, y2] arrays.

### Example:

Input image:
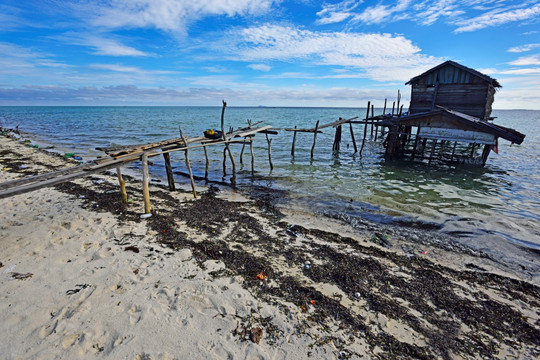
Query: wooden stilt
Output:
[[266, 133, 274, 170], [392, 101, 395, 115], [470, 143, 477, 160], [450, 141, 457, 162], [141, 153, 151, 214], [220, 100, 236, 180], [311, 120, 320, 159], [291, 126, 297, 156], [428, 139, 438, 166], [359, 102, 370, 156], [240, 142, 246, 164], [116, 166, 128, 203], [250, 139, 255, 174], [349, 121, 357, 153], [179, 127, 197, 198], [370, 105, 374, 137], [162, 152, 175, 191], [383, 98, 387, 114], [411, 127, 421, 160], [333, 122, 342, 152], [481, 144, 492, 166], [203, 146, 209, 180], [222, 147, 227, 175]]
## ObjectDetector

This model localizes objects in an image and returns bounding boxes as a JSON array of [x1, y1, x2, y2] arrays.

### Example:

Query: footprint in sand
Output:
[[128, 305, 142, 325], [62, 333, 80, 348]]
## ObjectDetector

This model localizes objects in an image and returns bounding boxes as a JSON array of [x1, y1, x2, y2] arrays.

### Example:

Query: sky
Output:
[[0, 0, 539, 108]]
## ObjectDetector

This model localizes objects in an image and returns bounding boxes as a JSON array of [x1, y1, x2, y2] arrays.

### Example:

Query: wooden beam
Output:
[[162, 152, 175, 191]]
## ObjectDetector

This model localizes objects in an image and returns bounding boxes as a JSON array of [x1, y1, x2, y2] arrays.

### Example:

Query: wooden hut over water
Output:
[[382, 61, 525, 166]]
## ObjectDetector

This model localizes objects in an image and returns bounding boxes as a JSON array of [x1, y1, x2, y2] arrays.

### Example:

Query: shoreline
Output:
[[1, 131, 540, 359]]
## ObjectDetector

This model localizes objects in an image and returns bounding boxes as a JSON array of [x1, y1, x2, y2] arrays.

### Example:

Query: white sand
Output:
[[1, 133, 539, 360]]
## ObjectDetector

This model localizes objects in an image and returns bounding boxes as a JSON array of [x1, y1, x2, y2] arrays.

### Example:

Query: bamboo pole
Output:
[[266, 133, 274, 170], [310, 120, 320, 159], [179, 127, 197, 198], [116, 166, 128, 203], [162, 152, 176, 191], [359, 102, 370, 156], [291, 125, 297, 156], [141, 153, 151, 214]]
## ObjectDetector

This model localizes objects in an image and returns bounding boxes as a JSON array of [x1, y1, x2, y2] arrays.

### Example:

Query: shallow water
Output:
[[1, 106, 539, 255]]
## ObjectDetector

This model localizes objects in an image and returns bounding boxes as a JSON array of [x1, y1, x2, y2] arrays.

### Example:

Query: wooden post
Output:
[[383, 98, 387, 114], [392, 101, 395, 115], [333, 122, 342, 152], [141, 153, 151, 214], [116, 166, 128, 203], [310, 120, 320, 159], [220, 100, 236, 179], [359, 102, 370, 156], [481, 144, 492, 166], [411, 127, 421, 160], [250, 139, 255, 174], [349, 121, 358, 153], [179, 127, 197, 198], [428, 139, 438, 166], [162, 152, 175, 191], [222, 147, 227, 175], [203, 145, 209, 180], [450, 141, 457, 162], [396, 89, 401, 113], [266, 133, 274, 170], [240, 142, 246, 164], [470, 143, 477, 160], [370, 105, 374, 137], [291, 126, 297, 156]]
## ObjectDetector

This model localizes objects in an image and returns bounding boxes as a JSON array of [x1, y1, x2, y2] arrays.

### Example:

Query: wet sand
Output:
[[1, 131, 539, 359]]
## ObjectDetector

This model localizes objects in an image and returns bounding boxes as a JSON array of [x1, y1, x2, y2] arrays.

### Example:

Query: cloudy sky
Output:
[[1, 0, 539, 108]]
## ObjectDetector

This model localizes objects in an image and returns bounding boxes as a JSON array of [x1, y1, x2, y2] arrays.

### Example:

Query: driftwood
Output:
[[116, 167, 128, 203], [179, 127, 197, 198], [266, 133, 274, 170]]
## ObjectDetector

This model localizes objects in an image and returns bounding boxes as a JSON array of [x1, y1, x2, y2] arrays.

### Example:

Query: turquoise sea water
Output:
[[1, 106, 539, 256]]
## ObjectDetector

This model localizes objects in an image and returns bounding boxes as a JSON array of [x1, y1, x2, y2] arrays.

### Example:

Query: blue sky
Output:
[[1, 0, 539, 108]]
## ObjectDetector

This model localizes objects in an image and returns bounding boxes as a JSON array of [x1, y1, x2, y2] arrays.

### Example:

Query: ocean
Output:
[[1, 106, 539, 258]]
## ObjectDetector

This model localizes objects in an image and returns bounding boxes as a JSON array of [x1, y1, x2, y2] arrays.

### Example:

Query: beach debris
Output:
[[286, 224, 299, 237], [304, 263, 311, 269], [371, 233, 391, 248], [66, 283, 90, 295], [420, 250, 428, 255], [92, 179, 104, 185], [11, 272, 33, 280], [310, 300, 316, 305], [64, 152, 75, 158], [256, 271, 267, 280], [401, 245, 416, 258], [250, 327, 263, 344], [125, 245, 140, 253], [0, 262, 3, 268], [140, 213, 152, 219], [354, 292, 361, 298], [3, 264, 16, 274], [18, 164, 26, 169]]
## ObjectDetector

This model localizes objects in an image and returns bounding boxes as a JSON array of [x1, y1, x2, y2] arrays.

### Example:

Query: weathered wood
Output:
[[481, 144, 491, 166], [116, 166, 128, 203], [359, 102, 370, 156], [162, 152, 175, 191], [411, 127, 421, 160], [311, 120, 320, 159], [141, 153, 151, 214], [349, 122, 357, 153], [266, 133, 274, 170], [250, 139, 255, 174], [370, 105, 375, 137], [428, 139, 438, 166], [291, 126, 297, 156], [179, 127, 197, 198], [450, 141, 457, 162], [240, 142, 246, 164], [203, 145, 209, 180], [333, 123, 342, 152], [220, 100, 237, 179]]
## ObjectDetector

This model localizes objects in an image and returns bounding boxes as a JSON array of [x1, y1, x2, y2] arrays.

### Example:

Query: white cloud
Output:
[[508, 43, 540, 53], [84, 0, 280, 34], [224, 25, 441, 81], [248, 64, 271, 72], [90, 63, 178, 75], [315, 0, 360, 25], [508, 55, 540, 66], [53, 33, 151, 57], [351, 0, 411, 25], [454, 4, 540, 33], [499, 68, 540, 75]]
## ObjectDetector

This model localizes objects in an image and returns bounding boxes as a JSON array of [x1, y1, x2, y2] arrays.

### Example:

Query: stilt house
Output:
[[383, 61, 525, 166]]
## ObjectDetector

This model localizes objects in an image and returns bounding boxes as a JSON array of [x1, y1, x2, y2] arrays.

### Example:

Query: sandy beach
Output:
[[1, 131, 539, 359]]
